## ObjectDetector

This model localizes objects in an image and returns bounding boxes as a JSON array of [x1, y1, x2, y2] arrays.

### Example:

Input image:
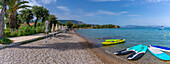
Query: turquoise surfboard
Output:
[[148, 46, 170, 60], [114, 44, 143, 55], [127, 45, 148, 60]]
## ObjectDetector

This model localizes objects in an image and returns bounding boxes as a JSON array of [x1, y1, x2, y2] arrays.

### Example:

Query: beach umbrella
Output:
[[45, 21, 49, 33], [45, 21, 49, 43]]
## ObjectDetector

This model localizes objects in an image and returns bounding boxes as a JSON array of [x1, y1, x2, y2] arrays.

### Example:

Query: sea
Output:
[[75, 28, 170, 64]]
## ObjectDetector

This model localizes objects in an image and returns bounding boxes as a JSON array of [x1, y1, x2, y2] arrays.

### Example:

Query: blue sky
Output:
[[25, 0, 170, 26]]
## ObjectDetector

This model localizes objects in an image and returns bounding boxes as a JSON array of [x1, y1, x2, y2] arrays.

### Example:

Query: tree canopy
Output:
[[18, 9, 33, 26], [65, 21, 73, 29]]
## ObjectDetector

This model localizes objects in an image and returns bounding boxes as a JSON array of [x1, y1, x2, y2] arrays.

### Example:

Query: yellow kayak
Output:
[[102, 41, 119, 45], [105, 39, 125, 42], [102, 39, 125, 45]]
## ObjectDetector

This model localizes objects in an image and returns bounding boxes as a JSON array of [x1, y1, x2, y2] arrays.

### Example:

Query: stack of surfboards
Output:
[[148, 45, 170, 60], [102, 39, 125, 45], [114, 44, 148, 60], [114, 44, 170, 60]]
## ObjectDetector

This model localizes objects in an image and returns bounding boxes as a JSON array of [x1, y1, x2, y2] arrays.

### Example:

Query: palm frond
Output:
[[13, 5, 30, 11], [14, 1, 29, 9]]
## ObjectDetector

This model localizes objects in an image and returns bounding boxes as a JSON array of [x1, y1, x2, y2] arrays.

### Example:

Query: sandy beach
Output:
[[0, 32, 106, 64]]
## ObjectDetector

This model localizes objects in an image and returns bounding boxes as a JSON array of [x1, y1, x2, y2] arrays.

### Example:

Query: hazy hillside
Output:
[[121, 25, 162, 28], [58, 20, 85, 25]]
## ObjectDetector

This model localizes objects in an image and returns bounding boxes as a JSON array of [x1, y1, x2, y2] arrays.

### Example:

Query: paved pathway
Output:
[[9, 33, 45, 43], [0, 33, 103, 64]]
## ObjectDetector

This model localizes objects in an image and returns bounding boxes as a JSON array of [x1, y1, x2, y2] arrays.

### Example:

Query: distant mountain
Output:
[[121, 25, 162, 28], [57, 20, 85, 25]]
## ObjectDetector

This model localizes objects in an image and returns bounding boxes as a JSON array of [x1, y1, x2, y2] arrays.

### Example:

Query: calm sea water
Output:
[[75, 28, 170, 64]]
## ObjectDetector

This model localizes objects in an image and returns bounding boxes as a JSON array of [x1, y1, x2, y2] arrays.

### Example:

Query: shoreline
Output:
[[73, 30, 133, 64]]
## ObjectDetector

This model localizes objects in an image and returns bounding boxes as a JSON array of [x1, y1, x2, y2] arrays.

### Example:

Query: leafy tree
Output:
[[18, 9, 33, 26], [48, 15, 57, 31], [65, 21, 73, 29], [0, 0, 7, 39], [7, 0, 30, 31], [41, 8, 49, 23], [32, 6, 49, 27], [32, 6, 43, 27]]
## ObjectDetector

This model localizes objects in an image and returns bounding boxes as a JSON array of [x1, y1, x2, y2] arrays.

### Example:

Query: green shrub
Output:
[[19, 26, 35, 36], [10, 31, 20, 37], [3, 28, 11, 37], [3, 24, 46, 37], [0, 38, 12, 44], [35, 26, 45, 33]]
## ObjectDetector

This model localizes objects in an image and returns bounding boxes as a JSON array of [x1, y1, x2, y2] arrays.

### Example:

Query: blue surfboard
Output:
[[148, 46, 170, 60], [151, 45, 170, 52]]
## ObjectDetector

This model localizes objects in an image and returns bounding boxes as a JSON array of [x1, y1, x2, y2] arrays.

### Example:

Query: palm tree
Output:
[[0, 0, 7, 39], [18, 9, 33, 26], [7, 0, 30, 31], [48, 15, 57, 31]]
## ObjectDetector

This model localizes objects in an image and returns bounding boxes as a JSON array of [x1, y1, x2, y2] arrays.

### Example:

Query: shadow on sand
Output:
[[10, 42, 98, 51], [55, 35, 72, 38]]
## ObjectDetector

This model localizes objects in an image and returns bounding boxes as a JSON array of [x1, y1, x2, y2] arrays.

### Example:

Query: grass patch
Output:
[[0, 38, 12, 44]]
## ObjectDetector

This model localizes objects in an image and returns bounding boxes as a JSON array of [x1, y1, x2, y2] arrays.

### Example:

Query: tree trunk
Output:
[[9, 11, 16, 32], [26, 21, 30, 26], [42, 17, 45, 23], [0, 15, 5, 39], [34, 16, 39, 28], [0, 0, 7, 39]]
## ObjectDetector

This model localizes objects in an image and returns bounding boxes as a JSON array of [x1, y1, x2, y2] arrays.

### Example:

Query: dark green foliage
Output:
[[35, 26, 45, 33], [3, 28, 11, 37], [48, 15, 57, 32], [18, 9, 33, 26], [72, 24, 120, 29], [0, 38, 12, 44], [21, 26, 35, 35], [32, 6, 49, 27], [41, 8, 49, 23], [66, 21, 73, 29], [3, 25, 45, 37]]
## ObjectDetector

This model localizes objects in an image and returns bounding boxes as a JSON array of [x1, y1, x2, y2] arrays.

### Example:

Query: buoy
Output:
[[164, 34, 166, 36], [169, 33, 170, 34]]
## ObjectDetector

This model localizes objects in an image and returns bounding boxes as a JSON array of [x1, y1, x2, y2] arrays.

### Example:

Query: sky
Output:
[[24, 0, 170, 26]]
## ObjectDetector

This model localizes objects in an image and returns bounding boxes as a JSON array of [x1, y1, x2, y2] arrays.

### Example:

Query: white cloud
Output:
[[91, 0, 120, 2], [53, 12, 82, 20], [23, 0, 56, 6], [97, 10, 118, 15], [119, 11, 128, 13], [86, 10, 119, 16], [146, 0, 170, 2], [127, 15, 139, 16], [54, 7, 82, 20], [56, 6, 70, 12], [24, 0, 42, 6], [41, 0, 57, 4]]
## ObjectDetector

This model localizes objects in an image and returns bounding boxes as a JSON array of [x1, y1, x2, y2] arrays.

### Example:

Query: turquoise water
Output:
[[75, 28, 170, 64]]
